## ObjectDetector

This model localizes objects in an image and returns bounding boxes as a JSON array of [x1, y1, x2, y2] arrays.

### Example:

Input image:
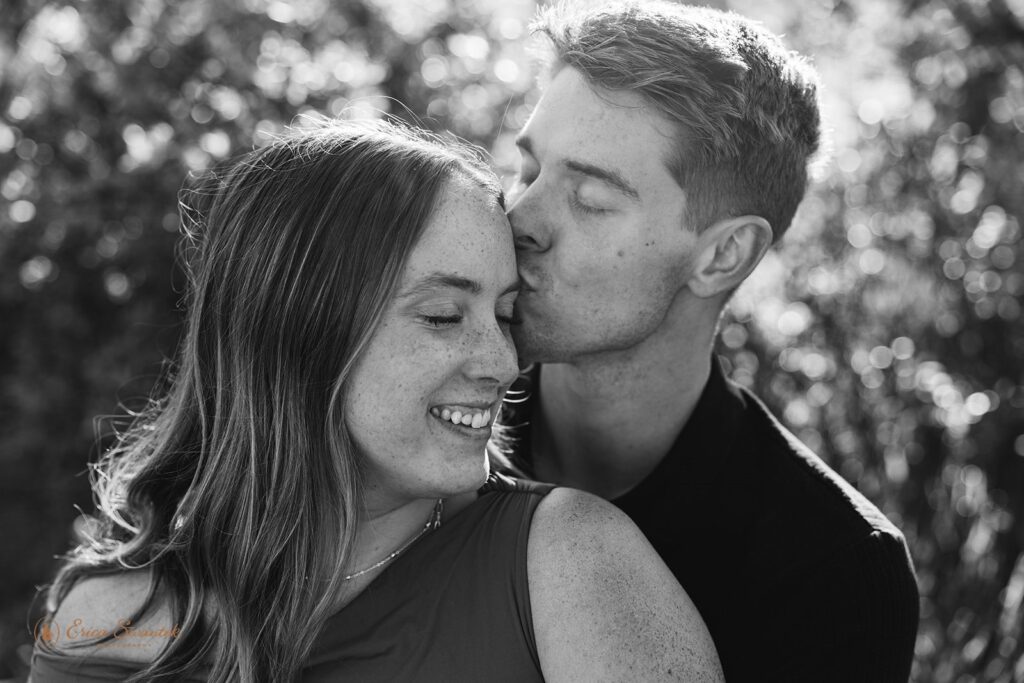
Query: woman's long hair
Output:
[[43, 118, 502, 682]]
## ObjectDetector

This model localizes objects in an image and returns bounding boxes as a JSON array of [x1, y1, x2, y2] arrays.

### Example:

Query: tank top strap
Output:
[[477, 470, 555, 672], [479, 469, 556, 496]]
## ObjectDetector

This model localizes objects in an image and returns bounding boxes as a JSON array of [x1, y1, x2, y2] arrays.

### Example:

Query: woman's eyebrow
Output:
[[398, 273, 480, 299], [398, 273, 520, 299]]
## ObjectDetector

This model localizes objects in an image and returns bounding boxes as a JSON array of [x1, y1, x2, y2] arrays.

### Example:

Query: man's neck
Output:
[[531, 305, 715, 500]]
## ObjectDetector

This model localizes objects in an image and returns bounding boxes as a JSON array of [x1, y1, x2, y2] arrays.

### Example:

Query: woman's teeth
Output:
[[430, 406, 493, 429]]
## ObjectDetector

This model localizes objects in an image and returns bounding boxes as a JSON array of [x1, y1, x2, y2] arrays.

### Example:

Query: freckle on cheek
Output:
[[616, 250, 625, 258]]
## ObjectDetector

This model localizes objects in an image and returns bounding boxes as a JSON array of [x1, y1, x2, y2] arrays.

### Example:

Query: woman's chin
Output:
[[444, 453, 491, 495]]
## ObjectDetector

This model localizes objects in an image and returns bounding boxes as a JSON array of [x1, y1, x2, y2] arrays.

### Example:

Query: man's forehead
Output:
[[518, 88, 681, 198], [523, 68, 677, 158]]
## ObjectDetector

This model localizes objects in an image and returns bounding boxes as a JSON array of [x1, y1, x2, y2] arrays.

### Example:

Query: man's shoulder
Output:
[[730, 383, 908, 568]]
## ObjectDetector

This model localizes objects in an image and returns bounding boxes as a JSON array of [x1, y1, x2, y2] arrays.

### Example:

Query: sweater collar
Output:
[[612, 354, 745, 509], [506, 355, 745, 503]]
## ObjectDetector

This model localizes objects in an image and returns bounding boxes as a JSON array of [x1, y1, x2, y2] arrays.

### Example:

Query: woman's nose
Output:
[[464, 320, 519, 388]]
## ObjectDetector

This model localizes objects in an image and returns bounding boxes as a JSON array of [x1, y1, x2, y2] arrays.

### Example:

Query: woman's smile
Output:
[[428, 404, 495, 430], [428, 409, 494, 441], [427, 401, 499, 441]]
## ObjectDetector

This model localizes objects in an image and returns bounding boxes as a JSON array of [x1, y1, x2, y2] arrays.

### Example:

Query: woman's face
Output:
[[345, 176, 519, 513]]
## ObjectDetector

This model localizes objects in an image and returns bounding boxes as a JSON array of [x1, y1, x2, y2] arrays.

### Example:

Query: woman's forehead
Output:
[[402, 180, 515, 291]]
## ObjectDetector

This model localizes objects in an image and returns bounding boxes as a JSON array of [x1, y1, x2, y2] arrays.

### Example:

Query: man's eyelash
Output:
[[571, 193, 607, 215], [513, 173, 536, 189]]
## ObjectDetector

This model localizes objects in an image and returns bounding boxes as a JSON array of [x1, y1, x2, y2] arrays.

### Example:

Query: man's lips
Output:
[[513, 276, 540, 321], [516, 270, 540, 292]]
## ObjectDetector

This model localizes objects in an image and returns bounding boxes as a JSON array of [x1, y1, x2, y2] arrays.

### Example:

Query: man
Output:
[[502, 2, 919, 681]]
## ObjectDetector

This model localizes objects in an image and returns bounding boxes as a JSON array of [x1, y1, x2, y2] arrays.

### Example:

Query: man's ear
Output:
[[687, 215, 773, 299]]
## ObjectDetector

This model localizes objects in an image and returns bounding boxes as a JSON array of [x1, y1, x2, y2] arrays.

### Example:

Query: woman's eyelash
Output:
[[423, 315, 462, 328], [423, 313, 514, 328]]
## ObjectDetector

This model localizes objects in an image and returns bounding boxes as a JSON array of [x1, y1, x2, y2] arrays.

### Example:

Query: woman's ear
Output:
[[686, 215, 773, 299]]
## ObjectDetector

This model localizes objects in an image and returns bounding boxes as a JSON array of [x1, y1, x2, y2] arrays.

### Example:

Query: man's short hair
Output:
[[533, 1, 822, 240]]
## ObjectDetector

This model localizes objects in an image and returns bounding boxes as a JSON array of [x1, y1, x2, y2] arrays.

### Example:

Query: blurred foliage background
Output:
[[0, 0, 1021, 681]]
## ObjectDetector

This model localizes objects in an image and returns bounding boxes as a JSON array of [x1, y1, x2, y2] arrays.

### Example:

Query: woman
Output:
[[31, 119, 722, 682]]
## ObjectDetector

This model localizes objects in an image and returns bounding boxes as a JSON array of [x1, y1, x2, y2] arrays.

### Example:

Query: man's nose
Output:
[[507, 185, 550, 253]]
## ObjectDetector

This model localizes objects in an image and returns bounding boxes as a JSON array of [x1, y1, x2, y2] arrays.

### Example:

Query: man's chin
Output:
[[511, 322, 548, 367], [513, 324, 573, 367], [511, 329, 538, 368]]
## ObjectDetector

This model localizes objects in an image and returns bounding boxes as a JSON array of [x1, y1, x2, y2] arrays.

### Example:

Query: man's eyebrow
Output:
[[398, 273, 520, 299], [514, 134, 640, 202], [564, 160, 640, 201]]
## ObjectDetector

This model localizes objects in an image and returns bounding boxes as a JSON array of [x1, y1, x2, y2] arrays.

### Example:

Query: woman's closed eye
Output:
[[496, 293, 517, 329], [420, 312, 462, 328], [418, 293, 516, 331], [496, 310, 514, 328], [424, 312, 513, 330]]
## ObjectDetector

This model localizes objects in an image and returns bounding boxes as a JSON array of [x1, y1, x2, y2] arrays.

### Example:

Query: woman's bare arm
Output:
[[529, 488, 724, 682]]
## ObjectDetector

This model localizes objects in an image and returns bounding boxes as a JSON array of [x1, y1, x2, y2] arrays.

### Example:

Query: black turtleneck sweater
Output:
[[502, 357, 919, 682]]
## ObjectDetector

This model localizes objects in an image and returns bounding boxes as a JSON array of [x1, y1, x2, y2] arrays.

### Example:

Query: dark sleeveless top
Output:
[[31, 474, 553, 682]]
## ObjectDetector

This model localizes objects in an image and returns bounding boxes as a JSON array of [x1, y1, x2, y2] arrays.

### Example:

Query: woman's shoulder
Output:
[[527, 488, 725, 681], [45, 567, 176, 665], [528, 487, 640, 564]]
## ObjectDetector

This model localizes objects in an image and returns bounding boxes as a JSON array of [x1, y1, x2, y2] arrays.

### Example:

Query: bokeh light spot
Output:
[[847, 222, 872, 248], [199, 131, 231, 157], [965, 392, 991, 417], [421, 56, 449, 87], [858, 248, 886, 274], [19, 255, 55, 289], [943, 257, 966, 279], [104, 271, 132, 302], [8, 96, 34, 120], [10, 200, 37, 223], [494, 58, 520, 84], [0, 125, 15, 153], [777, 303, 812, 337], [869, 345, 895, 369], [892, 336, 915, 360]]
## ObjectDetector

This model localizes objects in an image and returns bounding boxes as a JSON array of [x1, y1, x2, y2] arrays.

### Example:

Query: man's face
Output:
[[508, 67, 700, 365]]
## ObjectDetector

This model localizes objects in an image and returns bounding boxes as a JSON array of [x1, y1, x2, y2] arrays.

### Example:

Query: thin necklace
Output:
[[343, 498, 444, 581]]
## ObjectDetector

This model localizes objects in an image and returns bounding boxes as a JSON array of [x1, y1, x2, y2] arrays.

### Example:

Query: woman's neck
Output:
[[330, 489, 477, 609]]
